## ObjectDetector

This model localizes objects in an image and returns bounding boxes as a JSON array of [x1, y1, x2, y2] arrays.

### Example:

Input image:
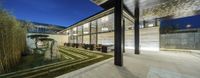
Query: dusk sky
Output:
[[0, 0, 103, 27]]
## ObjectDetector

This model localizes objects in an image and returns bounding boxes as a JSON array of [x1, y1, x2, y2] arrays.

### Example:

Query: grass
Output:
[[38, 47, 112, 78]]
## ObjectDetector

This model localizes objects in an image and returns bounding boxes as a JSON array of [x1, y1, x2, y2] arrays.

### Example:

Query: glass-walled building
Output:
[[61, 7, 159, 51], [59, 0, 200, 52]]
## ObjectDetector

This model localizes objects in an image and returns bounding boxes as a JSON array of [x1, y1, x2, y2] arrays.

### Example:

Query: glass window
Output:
[[83, 23, 90, 35], [83, 35, 90, 44], [77, 26, 83, 35], [78, 36, 82, 44], [91, 20, 97, 34], [72, 27, 77, 36], [98, 14, 114, 33], [91, 34, 97, 45], [101, 16, 109, 23], [124, 18, 134, 30]]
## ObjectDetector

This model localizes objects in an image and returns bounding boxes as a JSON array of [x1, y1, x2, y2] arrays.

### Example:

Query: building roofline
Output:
[[18, 19, 66, 28], [62, 8, 114, 31], [60, 4, 135, 33], [91, 0, 114, 10]]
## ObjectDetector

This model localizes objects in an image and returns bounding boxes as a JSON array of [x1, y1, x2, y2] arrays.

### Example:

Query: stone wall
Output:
[[27, 33, 68, 49], [160, 32, 200, 50]]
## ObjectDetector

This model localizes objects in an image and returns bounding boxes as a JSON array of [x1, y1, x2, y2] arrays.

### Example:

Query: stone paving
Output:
[[57, 51, 200, 78]]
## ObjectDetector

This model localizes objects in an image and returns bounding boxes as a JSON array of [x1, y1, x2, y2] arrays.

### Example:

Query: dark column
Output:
[[143, 20, 146, 28], [123, 19, 125, 53], [89, 22, 92, 45], [76, 27, 78, 44], [134, 0, 140, 54], [114, 0, 123, 66], [96, 20, 98, 45], [82, 26, 84, 44], [155, 18, 158, 26]]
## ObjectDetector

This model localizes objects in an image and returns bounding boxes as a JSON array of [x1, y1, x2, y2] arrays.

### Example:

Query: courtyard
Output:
[[1, 0, 200, 78], [58, 50, 200, 78]]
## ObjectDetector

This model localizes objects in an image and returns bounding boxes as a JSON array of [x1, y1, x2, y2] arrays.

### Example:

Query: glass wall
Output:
[[66, 30, 70, 43], [72, 27, 77, 43], [98, 14, 114, 33], [83, 35, 90, 44], [68, 29, 74, 43], [97, 14, 114, 45], [83, 23, 90, 35], [83, 23, 90, 44], [77, 26, 83, 44], [98, 32, 114, 45], [124, 18, 134, 49], [91, 20, 97, 45]]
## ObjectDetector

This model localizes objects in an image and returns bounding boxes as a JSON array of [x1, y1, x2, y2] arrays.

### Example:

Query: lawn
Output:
[[0, 47, 113, 78]]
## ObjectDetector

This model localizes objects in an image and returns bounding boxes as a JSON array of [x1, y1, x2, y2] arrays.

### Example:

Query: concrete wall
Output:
[[48, 34, 68, 46], [160, 32, 200, 50], [125, 27, 160, 51], [140, 27, 160, 51], [27, 33, 68, 49]]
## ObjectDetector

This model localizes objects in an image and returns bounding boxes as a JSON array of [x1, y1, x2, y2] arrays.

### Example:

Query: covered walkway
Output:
[[57, 51, 200, 78]]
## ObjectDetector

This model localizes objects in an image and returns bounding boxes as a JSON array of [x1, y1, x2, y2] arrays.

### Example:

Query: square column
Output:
[[89, 22, 92, 45], [134, 0, 140, 54], [114, 0, 123, 66]]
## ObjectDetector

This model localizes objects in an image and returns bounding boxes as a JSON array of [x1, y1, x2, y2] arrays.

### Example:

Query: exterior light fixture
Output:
[[186, 24, 191, 28]]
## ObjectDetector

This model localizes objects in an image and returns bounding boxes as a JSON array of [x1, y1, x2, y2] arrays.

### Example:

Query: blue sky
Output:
[[1, 0, 103, 27]]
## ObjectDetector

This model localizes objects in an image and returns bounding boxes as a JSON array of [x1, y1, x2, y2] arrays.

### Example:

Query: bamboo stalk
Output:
[[0, 9, 27, 73]]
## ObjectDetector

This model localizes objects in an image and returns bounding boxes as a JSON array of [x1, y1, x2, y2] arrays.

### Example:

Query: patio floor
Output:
[[57, 51, 200, 78]]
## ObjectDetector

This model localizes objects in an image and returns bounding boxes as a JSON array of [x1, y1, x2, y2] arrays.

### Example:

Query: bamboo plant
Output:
[[0, 8, 26, 74]]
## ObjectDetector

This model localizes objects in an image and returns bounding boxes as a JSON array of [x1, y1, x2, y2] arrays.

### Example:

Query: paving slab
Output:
[[57, 51, 200, 78]]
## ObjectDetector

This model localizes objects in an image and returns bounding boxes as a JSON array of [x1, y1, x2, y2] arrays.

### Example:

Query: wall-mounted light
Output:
[[186, 24, 191, 28]]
